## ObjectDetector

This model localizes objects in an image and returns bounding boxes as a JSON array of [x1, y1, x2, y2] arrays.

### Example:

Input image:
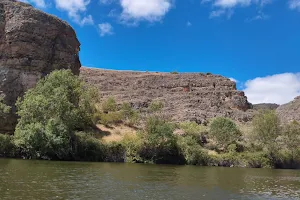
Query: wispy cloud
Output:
[[203, 0, 273, 19], [18, 0, 47, 8], [244, 73, 300, 104], [54, 0, 94, 26], [98, 23, 114, 36], [289, 0, 300, 10]]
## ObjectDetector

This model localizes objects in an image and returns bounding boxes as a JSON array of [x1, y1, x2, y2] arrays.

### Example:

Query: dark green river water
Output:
[[0, 159, 299, 200]]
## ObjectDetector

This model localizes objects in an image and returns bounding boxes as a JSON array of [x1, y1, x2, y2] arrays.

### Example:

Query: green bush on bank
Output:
[[0, 134, 15, 157], [14, 70, 99, 160], [210, 117, 241, 149]]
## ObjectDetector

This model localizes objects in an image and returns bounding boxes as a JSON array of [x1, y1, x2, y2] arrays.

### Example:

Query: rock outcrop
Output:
[[253, 103, 279, 111], [0, 0, 81, 132], [277, 96, 300, 123], [81, 68, 253, 123]]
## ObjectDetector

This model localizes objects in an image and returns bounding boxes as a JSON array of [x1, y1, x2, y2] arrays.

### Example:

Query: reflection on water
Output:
[[0, 159, 299, 200]]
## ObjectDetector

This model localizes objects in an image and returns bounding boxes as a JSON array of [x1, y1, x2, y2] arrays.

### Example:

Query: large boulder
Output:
[[0, 0, 81, 133]]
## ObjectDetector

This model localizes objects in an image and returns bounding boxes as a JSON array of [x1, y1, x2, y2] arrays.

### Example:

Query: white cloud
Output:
[[120, 0, 172, 24], [99, 0, 115, 5], [244, 73, 300, 105], [214, 0, 251, 8], [289, 0, 300, 10], [203, 0, 273, 19], [98, 23, 114, 36], [54, 0, 94, 26], [229, 77, 238, 83], [18, 0, 47, 8]]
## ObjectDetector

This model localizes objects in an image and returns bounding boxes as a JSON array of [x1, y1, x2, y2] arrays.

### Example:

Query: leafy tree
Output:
[[282, 121, 300, 160], [252, 110, 281, 153], [14, 70, 99, 159], [210, 117, 241, 148], [140, 116, 182, 164]]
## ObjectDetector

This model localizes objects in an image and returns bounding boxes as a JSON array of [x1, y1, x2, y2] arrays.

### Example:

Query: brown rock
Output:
[[0, 0, 81, 132], [277, 96, 300, 123], [81, 68, 252, 123]]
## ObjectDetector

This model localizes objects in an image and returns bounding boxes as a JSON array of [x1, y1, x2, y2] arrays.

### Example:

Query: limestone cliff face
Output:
[[81, 68, 253, 123], [0, 0, 81, 132]]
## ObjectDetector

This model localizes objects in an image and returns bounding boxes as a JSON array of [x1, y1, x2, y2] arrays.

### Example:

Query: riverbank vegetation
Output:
[[0, 70, 299, 169]]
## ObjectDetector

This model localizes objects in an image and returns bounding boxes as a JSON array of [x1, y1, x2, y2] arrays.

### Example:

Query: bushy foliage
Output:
[[210, 117, 241, 148], [139, 117, 184, 164], [99, 112, 123, 126], [252, 110, 281, 152], [14, 70, 99, 159], [149, 101, 164, 113], [180, 121, 207, 144], [120, 103, 139, 126], [177, 136, 210, 165], [170, 71, 179, 74], [102, 97, 117, 113], [74, 132, 105, 161], [0, 134, 15, 157], [120, 134, 143, 163], [282, 121, 300, 158]]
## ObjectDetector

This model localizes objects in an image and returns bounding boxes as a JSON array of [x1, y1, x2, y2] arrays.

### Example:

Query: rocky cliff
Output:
[[81, 68, 253, 123], [277, 96, 300, 123], [0, 0, 81, 132]]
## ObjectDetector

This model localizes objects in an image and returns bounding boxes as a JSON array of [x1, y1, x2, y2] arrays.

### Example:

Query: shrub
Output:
[[0, 134, 15, 157], [210, 117, 241, 148], [149, 101, 164, 113], [102, 97, 117, 113], [177, 136, 210, 165], [120, 103, 139, 126], [120, 133, 143, 163], [14, 70, 99, 160], [74, 132, 105, 162], [100, 112, 123, 126], [180, 121, 208, 144], [104, 142, 125, 162], [170, 71, 179, 74], [282, 121, 300, 159], [139, 117, 184, 164], [252, 110, 281, 153]]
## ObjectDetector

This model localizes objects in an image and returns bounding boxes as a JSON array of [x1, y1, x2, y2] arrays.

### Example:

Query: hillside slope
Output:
[[81, 68, 253, 123]]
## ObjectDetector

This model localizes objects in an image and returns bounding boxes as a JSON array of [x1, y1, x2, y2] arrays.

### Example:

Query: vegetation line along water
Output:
[[0, 70, 300, 169]]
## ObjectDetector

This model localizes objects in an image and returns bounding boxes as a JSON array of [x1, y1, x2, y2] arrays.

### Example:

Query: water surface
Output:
[[0, 159, 299, 200]]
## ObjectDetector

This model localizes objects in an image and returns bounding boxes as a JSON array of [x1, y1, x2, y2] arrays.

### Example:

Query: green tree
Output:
[[282, 121, 300, 160], [252, 110, 281, 153], [210, 117, 241, 148], [14, 70, 99, 159], [140, 117, 182, 164]]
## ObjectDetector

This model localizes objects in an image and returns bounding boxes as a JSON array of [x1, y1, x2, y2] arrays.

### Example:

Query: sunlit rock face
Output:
[[81, 68, 253, 124], [0, 0, 81, 132]]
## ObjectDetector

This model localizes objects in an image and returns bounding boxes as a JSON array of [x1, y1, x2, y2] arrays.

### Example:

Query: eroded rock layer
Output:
[[81, 68, 253, 123], [0, 0, 81, 132], [277, 96, 300, 123]]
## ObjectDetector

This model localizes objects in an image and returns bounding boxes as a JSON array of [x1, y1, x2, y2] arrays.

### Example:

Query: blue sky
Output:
[[19, 0, 300, 104]]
